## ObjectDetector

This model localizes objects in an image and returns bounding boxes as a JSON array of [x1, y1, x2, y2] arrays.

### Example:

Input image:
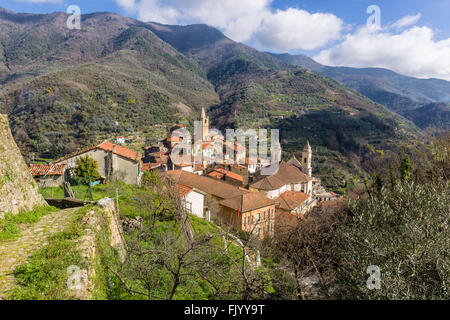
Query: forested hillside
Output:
[[271, 53, 450, 130]]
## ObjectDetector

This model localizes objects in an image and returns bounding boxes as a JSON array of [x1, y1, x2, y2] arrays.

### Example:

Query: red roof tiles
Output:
[[220, 193, 275, 213], [54, 140, 142, 164], [225, 171, 244, 182], [276, 191, 310, 211], [29, 164, 67, 177], [176, 184, 193, 198], [250, 162, 311, 191]]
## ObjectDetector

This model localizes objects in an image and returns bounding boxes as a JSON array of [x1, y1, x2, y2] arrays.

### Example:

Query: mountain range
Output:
[[0, 7, 446, 191], [270, 53, 450, 130]]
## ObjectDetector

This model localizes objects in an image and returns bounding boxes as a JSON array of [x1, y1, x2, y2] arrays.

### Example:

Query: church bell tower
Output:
[[201, 107, 209, 141], [302, 140, 312, 177]]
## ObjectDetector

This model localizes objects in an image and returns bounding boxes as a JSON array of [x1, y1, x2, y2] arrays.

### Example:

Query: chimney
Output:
[[113, 145, 116, 153]]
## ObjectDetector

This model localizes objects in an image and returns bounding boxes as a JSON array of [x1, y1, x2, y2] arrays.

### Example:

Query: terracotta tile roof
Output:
[[220, 192, 275, 213], [276, 162, 311, 183], [208, 168, 243, 183], [276, 191, 310, 211], [193, 164, 204, 171], [176, 184, 193, 198], [215, 168, 228, 174], [225, 171, 244, 182], [142, 163, 161, 171], [148, 151, 168, 158], [208, 171, 224, 180], [287, 154, 302, 170], [163, 170, 249, 200], [251, 162, 311, 191], [29, 163, 67, 177], [166, 136, 184, 142], [97, 141, 142, 162], [224, 141, 246, 152], [54, 140, 142, 164], [250, 175, 285, 190], [175, 163, 193, 168]]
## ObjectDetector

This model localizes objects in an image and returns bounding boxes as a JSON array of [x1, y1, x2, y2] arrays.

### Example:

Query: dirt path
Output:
[[0, 208, 79, 298]]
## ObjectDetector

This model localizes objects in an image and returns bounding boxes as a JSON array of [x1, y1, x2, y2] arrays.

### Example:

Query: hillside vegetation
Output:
[[0, 8, 428, 190], [271, 53, 450, 130]]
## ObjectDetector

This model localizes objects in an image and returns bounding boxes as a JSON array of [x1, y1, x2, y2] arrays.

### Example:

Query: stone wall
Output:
[[70, 199, 126, 300], [97, 198, 127, 261], [0, 114, 46, 218]]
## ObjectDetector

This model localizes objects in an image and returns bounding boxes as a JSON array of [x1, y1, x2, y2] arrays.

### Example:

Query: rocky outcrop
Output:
[[121, 216, 143, 232], [0, 114, 46, 218]]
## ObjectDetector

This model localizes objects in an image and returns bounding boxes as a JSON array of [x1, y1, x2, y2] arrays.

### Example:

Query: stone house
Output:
[[53, 141, 142, 185], [28, 163, 67, 187]]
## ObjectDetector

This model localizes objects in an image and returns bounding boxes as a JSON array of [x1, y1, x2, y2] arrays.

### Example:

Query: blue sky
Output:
[[275, 0, 450, 38], [2, 0, 450, 80], [3, 0, 449, 38]]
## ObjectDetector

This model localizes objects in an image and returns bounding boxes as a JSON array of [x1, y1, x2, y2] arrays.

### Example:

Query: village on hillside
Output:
[[27, 109, 337, 240]]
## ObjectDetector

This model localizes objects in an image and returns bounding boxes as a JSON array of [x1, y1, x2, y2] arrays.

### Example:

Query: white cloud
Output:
[[389, 13, 421, 29], [117, 0, 270, 42], [252, 8, 344, 51], [114, 1, 450, 81], [314, 24, 450, 81], [115, 0, 343, 49], [115, 0, 136, 12]]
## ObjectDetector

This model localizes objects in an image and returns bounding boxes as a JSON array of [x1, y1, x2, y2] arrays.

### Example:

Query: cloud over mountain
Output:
[[252, 8, 343, 51], [115, 0, 343, 49], [115, 1, 450, 81], [314, 18, 450, 81]]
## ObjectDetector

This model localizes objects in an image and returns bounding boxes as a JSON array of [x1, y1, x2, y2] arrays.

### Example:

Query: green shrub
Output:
[[74, 155, 101, 185], [334, 180, 450, 300]]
